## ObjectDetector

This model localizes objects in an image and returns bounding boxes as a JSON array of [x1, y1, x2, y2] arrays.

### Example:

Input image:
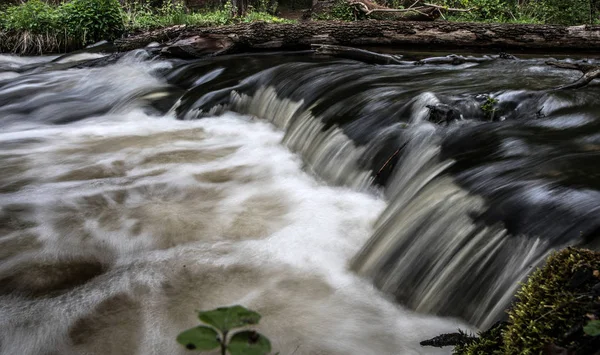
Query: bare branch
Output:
[[546, 61, 600, 90], [423, 3, 475, 12], [407, 0, 420, 9], [348, 0, 473, 18], [311, 44, 405, 65]]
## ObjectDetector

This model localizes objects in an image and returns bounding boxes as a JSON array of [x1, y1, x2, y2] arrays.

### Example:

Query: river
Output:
[[0, 48, 598, 354]]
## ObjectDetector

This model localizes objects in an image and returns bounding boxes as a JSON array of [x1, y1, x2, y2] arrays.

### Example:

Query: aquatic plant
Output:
[[480, 96, 498, 120]]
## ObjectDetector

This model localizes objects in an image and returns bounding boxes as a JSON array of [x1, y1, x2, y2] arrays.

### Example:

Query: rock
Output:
[[426, 103, 462, 124]]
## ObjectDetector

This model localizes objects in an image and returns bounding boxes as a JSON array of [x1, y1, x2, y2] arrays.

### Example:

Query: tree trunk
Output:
[[115, 21, 600, 54]]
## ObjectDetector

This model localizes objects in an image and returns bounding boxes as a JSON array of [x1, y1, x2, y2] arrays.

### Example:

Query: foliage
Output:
[[453, 248, 600, 354], [432, 0, 598, 24], [314, 0, 360, 21], [241, 11, 291, 23], [0, 0, 59, 33], [313, 0, 597, 24], [253, 0, 278, 14], [123, 0, 293, 32], [177, 305, 272, 355], [584, 320, 600, 336], [524, 0, 594, 25], [441, 0, 517, 22], [480, 95, 498, 120], [0, 0, 293, 53], [59, 0, 125, 45], [0, 0, 124, 53]]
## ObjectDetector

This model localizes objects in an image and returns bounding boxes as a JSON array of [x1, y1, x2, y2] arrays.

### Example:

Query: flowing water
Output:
[[0, 49, 599, 354]]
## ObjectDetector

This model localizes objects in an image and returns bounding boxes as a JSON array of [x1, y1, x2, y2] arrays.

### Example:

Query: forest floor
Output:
[[274, 5, 312, 21]]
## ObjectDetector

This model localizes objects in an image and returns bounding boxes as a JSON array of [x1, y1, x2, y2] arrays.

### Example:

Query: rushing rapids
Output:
[[0, 48, 599, 354]]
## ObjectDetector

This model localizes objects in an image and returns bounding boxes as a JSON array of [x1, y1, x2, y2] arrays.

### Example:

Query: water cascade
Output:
[[175, 54, 600, 327], [1, 49, 599, 354]]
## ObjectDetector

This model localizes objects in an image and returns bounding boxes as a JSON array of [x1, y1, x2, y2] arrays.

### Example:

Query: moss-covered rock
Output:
[[423, 248, 600, 355], [500, 248, 600, 354]]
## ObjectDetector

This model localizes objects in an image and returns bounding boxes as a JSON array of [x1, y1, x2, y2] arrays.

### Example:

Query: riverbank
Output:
[[114, 21, 600, 57], [0, 0, 293, 55], [2, 0, 600, 55]]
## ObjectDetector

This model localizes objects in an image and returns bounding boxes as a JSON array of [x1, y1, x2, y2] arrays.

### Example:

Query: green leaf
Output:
[[198, 305, 261, 332], [227, 331, 272, 355], [583, 320, 600, 336], [176, 325, 220, 351]]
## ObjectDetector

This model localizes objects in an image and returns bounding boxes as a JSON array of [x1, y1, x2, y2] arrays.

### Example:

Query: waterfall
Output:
[[176, 54, 600, 328], [1, 50, 599, 354]]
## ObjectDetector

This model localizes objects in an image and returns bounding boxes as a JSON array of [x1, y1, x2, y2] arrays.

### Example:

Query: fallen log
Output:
[[546, 61, 600, 89], [115, 21, 600, 54]]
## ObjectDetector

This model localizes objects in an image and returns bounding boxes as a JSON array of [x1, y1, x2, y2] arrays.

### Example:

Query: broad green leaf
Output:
[[176, 325, 220, 351], [583, 320, 600, 336], [227, 331, 272, 355], [198, 305, 261, 332]]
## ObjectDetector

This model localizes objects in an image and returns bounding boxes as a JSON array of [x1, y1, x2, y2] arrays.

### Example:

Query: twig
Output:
[[437, 8, 446, 20], [407, 0, 420, 9], [423, 3, 475, 12], [546, 60, 600, 90], [348, 1, 473, 16], [377, 149, 400, 176]]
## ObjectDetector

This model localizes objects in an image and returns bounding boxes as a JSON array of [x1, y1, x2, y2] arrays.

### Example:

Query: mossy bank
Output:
[[423, 248, 600, 354], [0, 0, 292, 55]]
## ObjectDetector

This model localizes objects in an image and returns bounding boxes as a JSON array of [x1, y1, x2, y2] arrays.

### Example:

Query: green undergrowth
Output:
[[454, 248, 600, 354], [314, 0, 599, 25], [435, 0, 599, 25], [123, 1, 293, 33], [0, 0, 125, 54], [0, 0, 293, 54]]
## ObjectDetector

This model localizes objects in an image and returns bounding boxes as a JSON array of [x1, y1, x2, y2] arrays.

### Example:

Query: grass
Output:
[[0, 0, 294, 55], [123, 3, 295, 33]]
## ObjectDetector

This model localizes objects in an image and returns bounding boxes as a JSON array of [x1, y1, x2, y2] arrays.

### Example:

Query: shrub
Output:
[[524, 0, 593, 25], [435, 0, 518, 22], [0, 0, 63, 54], [123, 1, 293, 32], [0, 0, 60, 33], [58, 0, 125, 45], [313, 0, 358, 21], [434, 0, 596, 24]]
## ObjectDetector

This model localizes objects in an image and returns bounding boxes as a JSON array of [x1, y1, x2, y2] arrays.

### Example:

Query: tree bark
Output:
[[115, 21, 600, 54]]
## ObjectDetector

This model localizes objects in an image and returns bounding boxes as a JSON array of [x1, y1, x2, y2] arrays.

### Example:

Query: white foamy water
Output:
[[0, 95, 466, 355]]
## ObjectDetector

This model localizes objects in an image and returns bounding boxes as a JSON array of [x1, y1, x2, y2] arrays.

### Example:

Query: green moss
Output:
[[454, 322, 505, 355], [455, 248, 600, 355], [503, 248, 600, 353]]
